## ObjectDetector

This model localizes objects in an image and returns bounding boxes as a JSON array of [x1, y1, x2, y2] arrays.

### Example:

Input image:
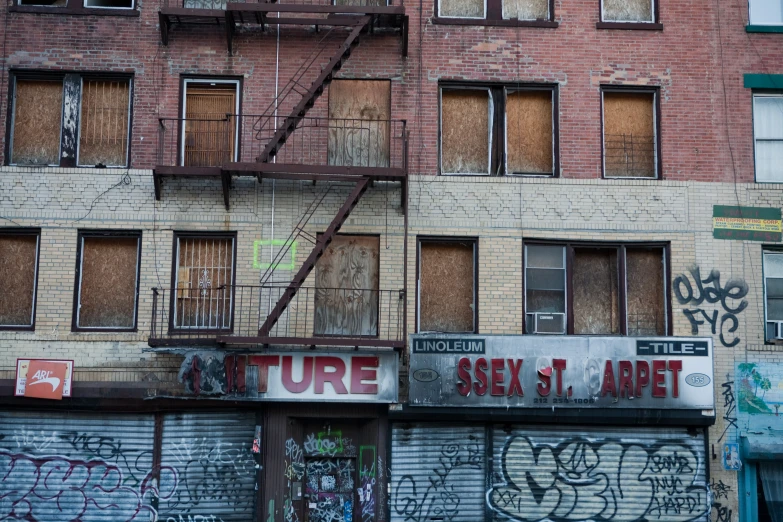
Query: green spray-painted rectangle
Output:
[[253, 240, 297, 270]]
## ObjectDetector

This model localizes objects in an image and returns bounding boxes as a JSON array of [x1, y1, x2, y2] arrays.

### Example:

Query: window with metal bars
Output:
[[601, 87, 660, 179], [7, 72, 132, 168], [172, 233, 236, 331]]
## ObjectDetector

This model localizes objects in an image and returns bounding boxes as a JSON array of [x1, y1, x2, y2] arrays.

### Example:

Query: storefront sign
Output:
[[223, 352, 398, 402], [15, 359, 74, 399], [409, 335, 714, 409], [713, 205, 782, 242]]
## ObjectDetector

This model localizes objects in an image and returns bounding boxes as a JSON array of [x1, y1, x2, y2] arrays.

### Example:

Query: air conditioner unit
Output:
[[773, 321, 783, 340], [526, 313, 565, 334]]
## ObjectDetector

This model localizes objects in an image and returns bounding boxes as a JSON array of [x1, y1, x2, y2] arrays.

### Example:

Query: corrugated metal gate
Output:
[[0, 410, 155, 522], [391, 423, 709, 522], [158, 411, 258, 522]]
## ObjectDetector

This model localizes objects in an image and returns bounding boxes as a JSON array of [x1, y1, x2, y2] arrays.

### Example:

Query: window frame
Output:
[[600, 85, 662, 180], [522, 240, 672, 336], [416, 236, 479, 334], [762, 249, 783, 342], [748, 0, 783, 27], [169, 231, 238, 334], [752, 92, 783, 183], [178, 76, 243, 167], [439, 82, 559, 177], [72, 229, 142, 333], [0, 228, 41, 331], [6, 71, 134, 168], [597, 0, 662, 29], [433, 0, 557, 26], [10, 0, 138, 15]]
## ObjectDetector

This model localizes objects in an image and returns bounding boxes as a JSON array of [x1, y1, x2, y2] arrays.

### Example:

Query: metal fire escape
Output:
[[150, 0, 408, 350]]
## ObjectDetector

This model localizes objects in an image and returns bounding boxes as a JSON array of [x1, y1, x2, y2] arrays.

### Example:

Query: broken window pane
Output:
[[441, 90, 490, 174], [79, 80, 130, 167], [506, 90, 553, 174], [603, 91, 656, 178], [503, 0, 547, 19], [626, 248, 665, 335], [77, 236, 139, 328], [175, 236, 234, 329], [184, 84, 237, 167], [11, 80, 63, 165], [19, 0, 66, 6], [315, 235, 380, 336], [84, 0, 133, 8], [0, 234, 38, 327], [602, 0, 653, 21], [328, 80, 391, 168], [419, 241, 475, 332], [440, 0, 484, 17], [573, 248, 619, 335]]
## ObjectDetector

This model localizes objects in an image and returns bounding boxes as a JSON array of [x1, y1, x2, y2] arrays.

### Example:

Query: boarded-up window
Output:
[[419, 241, 475, 332], [183, 84, 237, 167], [78, 80, 130, 167], [626, 248, 665, 335], [506, 90, 553, 174], [440, 0, 484, 17], [602, 0, 653, 21], [11, 80, 63, 165], [328, 80, 391, 168], [314, 235, 380, 336], [0, 233, 39, 327], [503, 0, 547, 19], [76, 235, 139, 329], [442, 90, 490, 174], [603, 91, 656, 178], [174, 236, 234, 329], [573, 248, 619, 335]]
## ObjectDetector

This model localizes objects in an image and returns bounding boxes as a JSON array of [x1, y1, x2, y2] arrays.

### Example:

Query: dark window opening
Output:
[[418, 239, 477, 333]]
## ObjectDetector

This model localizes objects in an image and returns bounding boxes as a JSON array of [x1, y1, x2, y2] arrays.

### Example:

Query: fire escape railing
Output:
[[149, 285, 405, 348], [161, 0, 402, 8]]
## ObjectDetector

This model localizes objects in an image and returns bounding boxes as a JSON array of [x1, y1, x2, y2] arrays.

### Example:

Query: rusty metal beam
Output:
[[216, 336, 403, 349], [226, 3, 404, 16], [258, 177, 370, 336], [224, 162, 405, 180]]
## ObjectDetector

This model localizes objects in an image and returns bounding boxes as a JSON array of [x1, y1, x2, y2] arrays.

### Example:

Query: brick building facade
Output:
[[0, 0, 782, 520]]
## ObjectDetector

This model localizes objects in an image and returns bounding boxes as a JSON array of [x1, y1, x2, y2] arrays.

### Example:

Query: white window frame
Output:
[[76, 77, 133, 168], [439, 87, 493, 176], [437, 0, 487, 18], [753, 93, 783, 183], [764, 251, 783, 341], [9, 77, 64, 167], [601, 88, 659, 180], [416, 239, 477, 333], [524, 244, 567, 334], [749, 0, 783, 26], [504, 87, 556, 177], [180, 78, 241, 167], [600, 0, 655, 23], [75, 233, 141, 330]]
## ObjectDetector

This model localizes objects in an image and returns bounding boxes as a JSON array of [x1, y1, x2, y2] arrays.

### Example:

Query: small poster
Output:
[[722, 443, 741, 471], [15, 359, 74, 398]]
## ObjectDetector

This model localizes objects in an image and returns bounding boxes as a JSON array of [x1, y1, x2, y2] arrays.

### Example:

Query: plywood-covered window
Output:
[[601, 0, 654, 22], [328, 80, 391, 168], [10, 73, 132, 168], [75, 232, 140, 330], [440, 84, 557, 176], [524, 242, 668, 336], [0, 230, 40, 329], [506, 90, 554, 174], [602, 89, 658, 178], [78, 80, 131, 167], [182, 81, 239, 167], [173, 234, 235, 330], [439, 0, 484, 17], [503, 0, 548, 19], [418, 239, 476, 333], [11, 80, 63, 166], [314, 235, 380, 336], [441, 90, 491, 175]]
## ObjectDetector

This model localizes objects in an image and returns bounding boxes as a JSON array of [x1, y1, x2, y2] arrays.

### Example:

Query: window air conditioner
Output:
[[774, 321, 783, 340], [526, 312, 565, 334]]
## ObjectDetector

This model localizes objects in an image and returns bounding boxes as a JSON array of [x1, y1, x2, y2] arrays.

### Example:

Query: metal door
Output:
[[305, 457, 356, 522]]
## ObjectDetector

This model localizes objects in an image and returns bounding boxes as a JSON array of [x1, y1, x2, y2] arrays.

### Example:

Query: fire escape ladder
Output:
[[258, 177, 370, 336], [255, 16, 370, 164]]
